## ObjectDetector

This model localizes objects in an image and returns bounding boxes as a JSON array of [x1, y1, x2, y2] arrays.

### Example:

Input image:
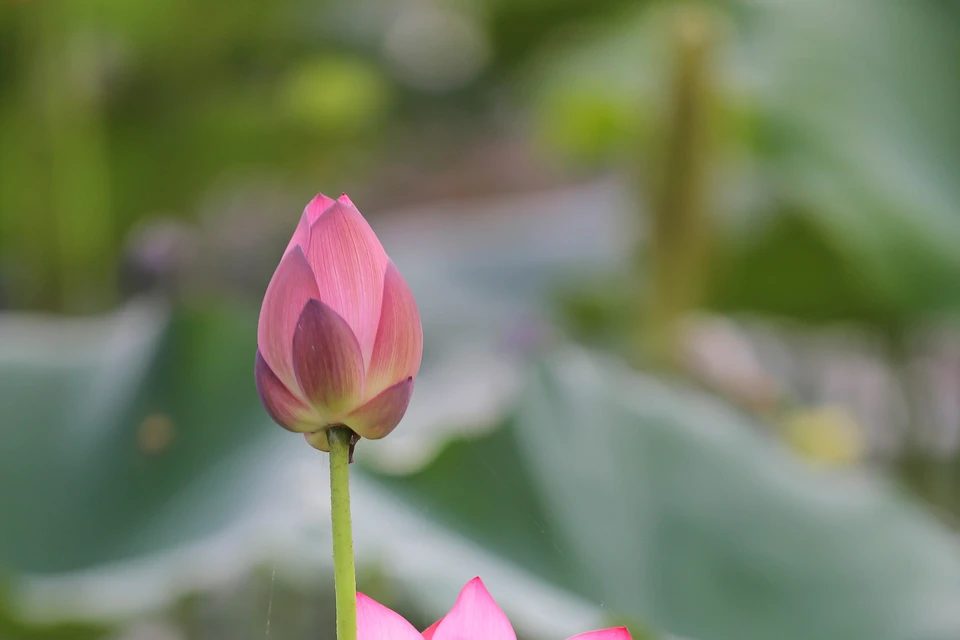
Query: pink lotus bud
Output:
[[255, 192, 422, 452]]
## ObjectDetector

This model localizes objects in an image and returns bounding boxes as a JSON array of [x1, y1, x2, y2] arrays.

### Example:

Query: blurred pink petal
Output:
[[254, 350, 318, 432], [292, 299, 364, 416], [356, 593, 423, 640], [421, 620, 441, 640], [257, 246, 320, 394], [431, 577, 517, 640], [347, 377, 414, 440], [305, 196, 389, 368], [366, 261, 423, 398], [357, 579, 630, 640], [567, 628, 632, 640]]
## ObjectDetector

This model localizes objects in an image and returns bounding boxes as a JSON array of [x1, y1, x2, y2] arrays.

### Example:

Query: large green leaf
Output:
[[370, 347, 960, 640], [0, 300, 279, 574], [739, 0, 960, 318]]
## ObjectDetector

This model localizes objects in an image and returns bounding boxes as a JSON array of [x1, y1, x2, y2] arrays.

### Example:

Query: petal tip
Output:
[[302, 193, 389, 365], [356, 590, 423, 640], [432, 576, 515, 640], [286, 242, 307, 262], [566, 627, 633, 640], [421, 619, 442, 640], [305, 191, 337, 222], [334, 194, 367, 221]]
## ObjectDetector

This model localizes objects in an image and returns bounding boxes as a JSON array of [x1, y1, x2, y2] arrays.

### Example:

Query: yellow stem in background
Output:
[[641, 6, 717, 370], [30, 3, 115, 313]]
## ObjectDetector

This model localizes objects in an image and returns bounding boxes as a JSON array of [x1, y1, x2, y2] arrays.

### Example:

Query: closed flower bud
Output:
[[255, 192, 422, 452]]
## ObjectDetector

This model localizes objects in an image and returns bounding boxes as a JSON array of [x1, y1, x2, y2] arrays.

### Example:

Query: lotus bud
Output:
[[255, 192, 422, 452]]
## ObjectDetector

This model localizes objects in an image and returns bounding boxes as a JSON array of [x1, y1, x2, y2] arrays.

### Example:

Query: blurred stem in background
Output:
[[329, 427, 358, 640], [887, 325, 960, 523], [639, 6, 717, 371], [0, 8, 51, 310], [14, 2, 115, 312]]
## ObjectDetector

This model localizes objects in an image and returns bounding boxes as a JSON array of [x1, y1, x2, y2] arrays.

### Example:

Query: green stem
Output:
[[328, 427, 357, 640], [640, 6, 716, 370]]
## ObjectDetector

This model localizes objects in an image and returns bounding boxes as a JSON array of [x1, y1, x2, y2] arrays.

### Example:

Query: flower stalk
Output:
[[329, 426, 358, 640], [640, 7, 717, 370]]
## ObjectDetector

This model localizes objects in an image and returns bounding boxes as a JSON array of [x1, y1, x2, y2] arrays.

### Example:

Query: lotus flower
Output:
[[255, 192, 422, 451], [357, 577, 632, 640]]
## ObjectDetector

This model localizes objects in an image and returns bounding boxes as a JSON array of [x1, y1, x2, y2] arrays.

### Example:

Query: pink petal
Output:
[[431, 577, 516, 640], [421, 620, 442, 640], [283, 211, 310, 257], [567, 628, 633, 640], [365, 261, 423, 398], [283, 193, 337, 257], [255, 350, 319, 432], [291, 299, 364, 415], [304, 195, 389, 369], [306, 191, 338, 222], [356, 592, 424, 640], [257, 246, 320, 395], [347, 377, 414, 441]]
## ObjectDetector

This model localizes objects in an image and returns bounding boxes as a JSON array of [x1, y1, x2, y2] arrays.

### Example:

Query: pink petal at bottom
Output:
[[421, 620, 442, 640], [255, 350, 317, 432], [347, 377, 414, 441], [430, 577, 516, 640], [567, 628, 633, 640], [356, 593, 423, 640]]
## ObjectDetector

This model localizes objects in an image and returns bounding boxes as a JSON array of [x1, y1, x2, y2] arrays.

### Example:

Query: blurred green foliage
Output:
[[0, 0, 389, 312], [533, 0, 960, 327], [4, 0, 960, 638], [0, 0, 642, 313], [0, 594, 106, 640]]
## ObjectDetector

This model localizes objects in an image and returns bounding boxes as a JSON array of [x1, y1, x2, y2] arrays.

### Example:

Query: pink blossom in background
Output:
[[357, 577, 632, 640], [255, 192, 423, 451]]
